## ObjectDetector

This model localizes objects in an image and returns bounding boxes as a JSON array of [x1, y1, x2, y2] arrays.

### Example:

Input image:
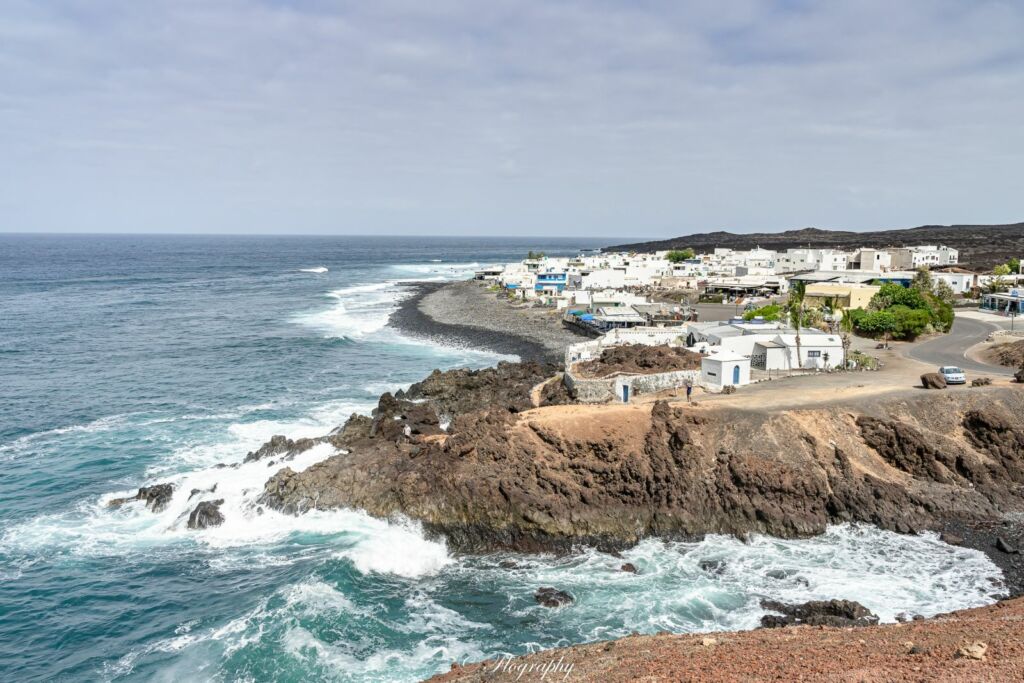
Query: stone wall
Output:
[[564, 368, 702, 403], [987, 329, 1024, 342]]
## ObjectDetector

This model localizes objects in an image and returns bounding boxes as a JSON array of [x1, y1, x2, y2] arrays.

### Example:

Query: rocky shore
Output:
[[388, 280, 588, 364], [249, 354, 1024, 595], [117, 349, 1024, 679]]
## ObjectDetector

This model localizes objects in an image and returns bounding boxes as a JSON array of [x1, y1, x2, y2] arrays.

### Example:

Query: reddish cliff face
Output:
[[260, 381, 1024, 553]]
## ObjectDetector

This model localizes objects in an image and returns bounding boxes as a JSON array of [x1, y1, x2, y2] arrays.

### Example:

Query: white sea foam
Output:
[[280, 625, 484, 682], [335, 517, 452, 578], [0, 413, 135, 460], [1, 441, 454, 572], [299, 266, 329, 273], [389, 261, 486, 277], [0, 392, 459, 573], [145, 398, 375, 474], [130, 523, 1003, 682], [105, 579, 486, 682], [363, 381, 413, 396], [460, 524, 1005, 641], [293, 281, 408, 339]]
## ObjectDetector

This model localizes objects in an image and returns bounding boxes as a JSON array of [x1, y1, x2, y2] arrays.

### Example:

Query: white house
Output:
[[847, 248, 893, 272], [750, 334, 844, 370], [931, 270, 977, 295], [775, 248, 851, 274], [701, 352, 751, 389], [887, 245, 959, 269]]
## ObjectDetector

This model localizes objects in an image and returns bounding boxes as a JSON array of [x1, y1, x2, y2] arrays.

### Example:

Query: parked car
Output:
[[938, 366, 967, 384]]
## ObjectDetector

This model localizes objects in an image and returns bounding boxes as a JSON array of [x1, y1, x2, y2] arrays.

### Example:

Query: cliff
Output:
[[259, 378, 1024, 554]]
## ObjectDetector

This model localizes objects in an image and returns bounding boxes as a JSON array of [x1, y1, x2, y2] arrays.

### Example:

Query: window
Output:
[[807, 350, 821, 358]]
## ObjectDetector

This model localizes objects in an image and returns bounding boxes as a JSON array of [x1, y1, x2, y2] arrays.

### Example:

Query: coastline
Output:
[[388, 280, 589, 365]]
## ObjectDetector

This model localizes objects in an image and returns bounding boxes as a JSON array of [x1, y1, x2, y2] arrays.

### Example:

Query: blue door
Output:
[[622, 385, 630, 403], [732, 365, 740, 384]]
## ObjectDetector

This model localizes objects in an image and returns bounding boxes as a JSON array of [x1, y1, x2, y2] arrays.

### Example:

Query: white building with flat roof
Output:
[[887, 245, 959, 269], [847, 248, 893, 272], [701, 351, 751, 389], [750, 334, 844, 371]]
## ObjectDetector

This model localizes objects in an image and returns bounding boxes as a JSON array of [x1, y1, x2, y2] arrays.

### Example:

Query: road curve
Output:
[[904, 317, 1015, 376]]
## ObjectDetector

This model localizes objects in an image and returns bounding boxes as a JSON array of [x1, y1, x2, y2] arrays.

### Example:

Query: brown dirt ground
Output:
[[431, 598, 1024, 683], [982, 339, 1024, 368]]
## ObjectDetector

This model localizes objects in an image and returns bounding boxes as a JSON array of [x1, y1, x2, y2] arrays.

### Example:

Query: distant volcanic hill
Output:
[[604, 222, 1024, 270]]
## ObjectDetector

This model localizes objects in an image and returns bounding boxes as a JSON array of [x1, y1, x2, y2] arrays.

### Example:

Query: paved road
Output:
[[904, 317, 1015, 376]]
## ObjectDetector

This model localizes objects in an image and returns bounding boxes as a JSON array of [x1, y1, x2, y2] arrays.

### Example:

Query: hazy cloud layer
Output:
[[2, 1, 1022, 236]]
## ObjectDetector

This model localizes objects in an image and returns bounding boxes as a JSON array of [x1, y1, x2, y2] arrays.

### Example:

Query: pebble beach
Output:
[[389, 279, 589, 364]]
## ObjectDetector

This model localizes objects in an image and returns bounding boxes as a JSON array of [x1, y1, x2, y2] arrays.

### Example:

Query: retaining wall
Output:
[[564, 368, 703, 403]]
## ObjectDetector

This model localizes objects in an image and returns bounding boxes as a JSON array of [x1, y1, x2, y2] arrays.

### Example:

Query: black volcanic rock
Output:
[[760, 599, 879, 628], [187, 499, 225, 529], [137, 484, 174, 512], [535, 587, 574, 608], [403, 361, 559, 421], [245, 435, 317, 463], [996, 537, 1020, 554]]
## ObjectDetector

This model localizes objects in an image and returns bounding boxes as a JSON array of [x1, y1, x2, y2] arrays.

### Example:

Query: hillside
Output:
[[604, 222, 1024, 270]]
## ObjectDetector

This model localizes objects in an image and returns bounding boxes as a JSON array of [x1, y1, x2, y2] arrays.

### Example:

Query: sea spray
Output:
[[94, 525, 1003, 683]]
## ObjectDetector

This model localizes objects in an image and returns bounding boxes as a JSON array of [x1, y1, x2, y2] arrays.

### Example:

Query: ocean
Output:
[[0, 234, 1005, 682]]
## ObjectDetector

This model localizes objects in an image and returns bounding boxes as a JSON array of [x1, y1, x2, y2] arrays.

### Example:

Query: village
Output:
[[475, 244, 1024, 402]]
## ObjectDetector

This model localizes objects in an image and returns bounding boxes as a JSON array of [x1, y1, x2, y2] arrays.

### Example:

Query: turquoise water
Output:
[[0, 234, 1005, 682]]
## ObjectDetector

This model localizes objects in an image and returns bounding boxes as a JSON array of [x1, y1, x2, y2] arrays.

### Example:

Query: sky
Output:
[[1, 1, 1022, 238]]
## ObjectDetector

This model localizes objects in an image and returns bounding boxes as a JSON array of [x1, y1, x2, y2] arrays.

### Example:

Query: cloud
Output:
[[0, 0, 1022, 235]]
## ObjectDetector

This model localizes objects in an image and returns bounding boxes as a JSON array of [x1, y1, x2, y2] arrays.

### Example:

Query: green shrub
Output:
[[742, 304, 782, 321], [856, 309, 897, 336], [861, 281, 955, 338], [667, 249, 695, 263]]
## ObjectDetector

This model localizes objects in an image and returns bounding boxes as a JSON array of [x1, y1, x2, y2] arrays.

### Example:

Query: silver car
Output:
[[939, 366, 967, 384]]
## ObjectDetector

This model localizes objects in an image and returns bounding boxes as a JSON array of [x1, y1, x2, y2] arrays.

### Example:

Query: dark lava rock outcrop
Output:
[[574, 344, 701, 379], [920, 372, 947, 389], [138, 484, 174, 512], [760, 599, 879, 628], [109, 484, 175, 512], [245, 435, 318, 463], [398, 361, 558, 421], [259, 379, 1024, 553], [535, 587, 574, 608], [187, 499, 225, 529]]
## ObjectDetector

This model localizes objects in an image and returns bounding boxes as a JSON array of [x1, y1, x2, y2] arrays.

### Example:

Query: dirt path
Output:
[[521, 347, 1023, 422], [528, 373, 563, 407]]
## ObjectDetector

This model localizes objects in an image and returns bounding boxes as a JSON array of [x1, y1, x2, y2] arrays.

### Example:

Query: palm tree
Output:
[[788, 281, 806, 368], [839, 307, 854, 368]]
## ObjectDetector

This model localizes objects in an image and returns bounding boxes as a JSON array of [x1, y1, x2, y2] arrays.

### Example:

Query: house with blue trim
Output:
[[535, 272, 568, 294]]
